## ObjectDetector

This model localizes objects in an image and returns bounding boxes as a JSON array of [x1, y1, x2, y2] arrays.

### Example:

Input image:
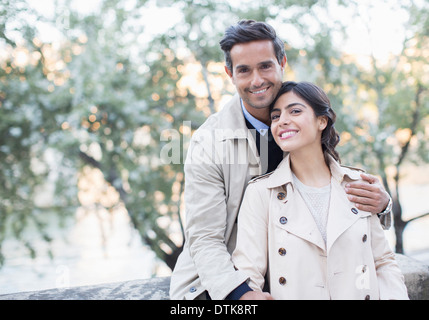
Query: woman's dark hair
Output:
[[219, 20, 286, 73], [270, 81, 341, 166]]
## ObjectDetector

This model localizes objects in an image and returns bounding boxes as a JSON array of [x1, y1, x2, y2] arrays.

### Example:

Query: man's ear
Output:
[[281, 55, 287, 71], [225, 66, 233, 79]]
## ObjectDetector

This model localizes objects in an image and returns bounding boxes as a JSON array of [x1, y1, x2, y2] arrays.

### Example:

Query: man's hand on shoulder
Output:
[[345, 173, 390, 214]]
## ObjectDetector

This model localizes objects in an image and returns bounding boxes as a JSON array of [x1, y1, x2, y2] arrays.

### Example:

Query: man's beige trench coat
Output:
[[170, 94, 263, 300], [169, 94, 391, 300], [232, 155, 408, 300]]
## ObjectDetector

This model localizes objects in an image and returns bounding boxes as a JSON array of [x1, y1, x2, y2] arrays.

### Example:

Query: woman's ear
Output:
[[318, 116, 328, 131]]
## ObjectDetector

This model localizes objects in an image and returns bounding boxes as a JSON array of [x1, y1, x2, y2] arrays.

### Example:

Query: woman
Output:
[[232, 81, 408, 300]]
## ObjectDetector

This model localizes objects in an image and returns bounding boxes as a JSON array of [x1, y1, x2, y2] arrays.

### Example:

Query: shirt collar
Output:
[[240, 99, 269, 136]]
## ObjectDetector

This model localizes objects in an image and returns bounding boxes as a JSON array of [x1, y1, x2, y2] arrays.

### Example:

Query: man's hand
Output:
[[239, 291, 274, 300], [345, 173, 390, 214]]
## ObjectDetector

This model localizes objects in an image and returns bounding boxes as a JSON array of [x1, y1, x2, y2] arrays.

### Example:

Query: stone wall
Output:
[[0, 254, 428, 300]]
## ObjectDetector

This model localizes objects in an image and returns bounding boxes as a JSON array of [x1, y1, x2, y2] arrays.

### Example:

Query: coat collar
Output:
[[268, 153, 369, 253], [215, 94, 250, 141], [266, 154, 363, 189], [207, 93, 262, 174]]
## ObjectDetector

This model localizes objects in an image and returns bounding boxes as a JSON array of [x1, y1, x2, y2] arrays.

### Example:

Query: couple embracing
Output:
[[169, 20, 408, 300]]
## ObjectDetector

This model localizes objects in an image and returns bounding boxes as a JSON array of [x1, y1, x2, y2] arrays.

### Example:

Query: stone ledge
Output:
[[396, 254, 429, 300], [0, 276, 171, 300], [0, 254, 428, 300]]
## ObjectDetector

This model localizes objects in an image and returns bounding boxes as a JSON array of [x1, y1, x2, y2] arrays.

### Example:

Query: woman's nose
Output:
[[279, 115, 290, 126]]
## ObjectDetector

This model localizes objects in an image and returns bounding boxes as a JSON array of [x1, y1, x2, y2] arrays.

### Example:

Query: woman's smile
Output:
[[279, 129, 298, 140]]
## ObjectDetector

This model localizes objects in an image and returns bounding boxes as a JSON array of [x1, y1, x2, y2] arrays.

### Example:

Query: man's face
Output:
[[225, 40, 286, 117]]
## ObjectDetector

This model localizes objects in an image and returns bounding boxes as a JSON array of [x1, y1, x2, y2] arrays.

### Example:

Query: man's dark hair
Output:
[[219, 20, 286, 73]]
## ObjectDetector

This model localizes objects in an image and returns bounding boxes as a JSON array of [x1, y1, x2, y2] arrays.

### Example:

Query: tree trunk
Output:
[[392, 195, 407, 253]]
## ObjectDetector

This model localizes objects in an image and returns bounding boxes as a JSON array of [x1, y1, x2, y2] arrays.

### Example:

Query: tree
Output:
[[330, 1, 429, 253], [0, 0, 80, 265], [1, 0, 427, 272], [0, 0, 324, 269]]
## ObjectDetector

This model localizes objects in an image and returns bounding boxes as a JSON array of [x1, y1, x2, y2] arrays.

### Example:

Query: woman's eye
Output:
[[271, 114, 280, 121]]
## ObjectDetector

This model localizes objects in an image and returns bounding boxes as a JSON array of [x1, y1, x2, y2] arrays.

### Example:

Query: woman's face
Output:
[[270, 91, 327, 154]]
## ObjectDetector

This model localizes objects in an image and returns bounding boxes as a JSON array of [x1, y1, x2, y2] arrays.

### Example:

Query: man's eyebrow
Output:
[[235, 64, 249, 70], [235, 60, 275, 70], [258, 60, 275, 66]]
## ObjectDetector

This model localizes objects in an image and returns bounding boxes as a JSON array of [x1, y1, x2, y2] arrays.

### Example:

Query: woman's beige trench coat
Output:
[[232, 155, 409, 300]]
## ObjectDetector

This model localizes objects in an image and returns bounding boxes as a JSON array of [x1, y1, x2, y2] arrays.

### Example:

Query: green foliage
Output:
[[0, 0, 428, 268]]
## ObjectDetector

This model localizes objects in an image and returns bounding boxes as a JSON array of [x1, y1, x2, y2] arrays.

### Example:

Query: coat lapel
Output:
[[268, 155, 371, 254], [215, 94, 261, 175], [275, 184, 327, 252], [268, 156, 325, 251], [326, 177, 371, 254]]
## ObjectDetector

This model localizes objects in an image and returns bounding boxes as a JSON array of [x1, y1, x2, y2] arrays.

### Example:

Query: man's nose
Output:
[[251, 70, 264, 88]]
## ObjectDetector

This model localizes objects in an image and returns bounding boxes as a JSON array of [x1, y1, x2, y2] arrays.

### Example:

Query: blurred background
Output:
[[0, 0, 428, 295]]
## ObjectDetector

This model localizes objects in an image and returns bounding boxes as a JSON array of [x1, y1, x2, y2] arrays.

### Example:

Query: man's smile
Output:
[[249, 86, 270, 95]]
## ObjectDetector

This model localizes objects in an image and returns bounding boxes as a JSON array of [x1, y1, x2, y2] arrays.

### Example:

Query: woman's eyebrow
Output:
[[270, 102, 307, 114], [286, 102, 307, 109]]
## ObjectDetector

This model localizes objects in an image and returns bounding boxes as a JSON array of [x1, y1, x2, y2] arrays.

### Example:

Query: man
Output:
[[169, 20, 392, 300]]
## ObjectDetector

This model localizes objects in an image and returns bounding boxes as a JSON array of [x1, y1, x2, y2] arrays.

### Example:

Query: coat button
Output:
[[277, 192, 286, 200], [351, 208, 358, 214], [362, 234, 368, 242], [189, 286, 197, 293], [279, 277, 287, 285], [279, 216, 288, 224], [278, 248, 287, 256]]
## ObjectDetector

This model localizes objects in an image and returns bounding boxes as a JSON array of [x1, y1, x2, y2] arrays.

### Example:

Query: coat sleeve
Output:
[[369, 214, 409, 299], [231, 182, 269, 292], [378, 211, 392, 230], [184, 137, 248, 300]]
